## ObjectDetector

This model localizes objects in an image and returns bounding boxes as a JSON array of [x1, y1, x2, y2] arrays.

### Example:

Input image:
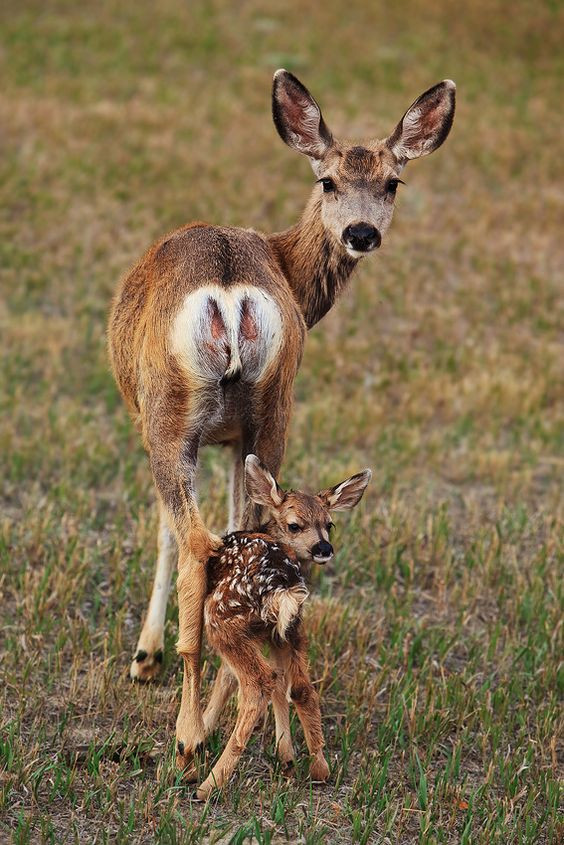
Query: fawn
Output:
[[194, 455, 372, 799]]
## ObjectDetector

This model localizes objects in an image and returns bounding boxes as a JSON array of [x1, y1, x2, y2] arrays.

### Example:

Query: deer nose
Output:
[[311, 540, 333, 564], [342, 223, 381, 253]]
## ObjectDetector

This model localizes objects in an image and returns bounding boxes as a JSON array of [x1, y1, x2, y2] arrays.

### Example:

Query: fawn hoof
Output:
[[281, 758, 296, 778], [130, 647, 164, 682], [310, 755, 330, 783]]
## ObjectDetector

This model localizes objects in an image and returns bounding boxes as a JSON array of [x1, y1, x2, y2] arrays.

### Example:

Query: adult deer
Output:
[[108, 70, 455, 773]]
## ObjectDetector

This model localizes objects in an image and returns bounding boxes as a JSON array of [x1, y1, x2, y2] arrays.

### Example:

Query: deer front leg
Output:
[[241, 399, 288, 530], [196, 642, 277, 800], [285, 630, 330, 783], [227, 441, 246, 532], [270, 650, 295, 768], [203, 662, 237, 737], [130, 501, 176, 681]]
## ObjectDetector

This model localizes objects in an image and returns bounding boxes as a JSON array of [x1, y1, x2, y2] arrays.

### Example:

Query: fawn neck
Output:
[[269, 192, 358, 329]]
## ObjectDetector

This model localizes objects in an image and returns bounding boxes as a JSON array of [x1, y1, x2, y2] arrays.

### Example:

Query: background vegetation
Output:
[[0, 0, 562, 842]]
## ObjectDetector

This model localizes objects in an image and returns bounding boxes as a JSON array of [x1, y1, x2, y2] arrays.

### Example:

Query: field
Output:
[[0, 0, 562, 842]]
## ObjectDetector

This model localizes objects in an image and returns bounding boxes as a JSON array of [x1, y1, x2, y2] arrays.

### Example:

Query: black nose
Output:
[[311, 540, 333, 562], [342, 223, 381, 253]]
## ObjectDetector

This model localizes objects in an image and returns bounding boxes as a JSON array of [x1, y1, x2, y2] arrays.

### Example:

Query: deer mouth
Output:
[[312, 553, 333, 565], [344, 243, 380, 257]]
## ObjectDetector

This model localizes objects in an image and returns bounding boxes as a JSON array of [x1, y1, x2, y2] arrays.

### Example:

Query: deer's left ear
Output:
[[318, 469, 372, 512], [386, 80, 456, 162], [272, 69, 334, 162], [244, 455, 284, 508]]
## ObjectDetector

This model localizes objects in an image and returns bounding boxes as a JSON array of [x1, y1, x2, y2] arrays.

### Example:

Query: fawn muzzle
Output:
[[311, 540, 333, 564]]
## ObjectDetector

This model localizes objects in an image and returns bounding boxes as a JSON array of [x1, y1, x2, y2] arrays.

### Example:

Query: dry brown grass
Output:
[[0, 1, 562, 843]]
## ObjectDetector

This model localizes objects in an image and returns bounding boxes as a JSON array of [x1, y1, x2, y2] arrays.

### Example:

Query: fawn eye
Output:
[[387, 178, 404, 195], [318, 177, 336, 193], [288, 523, 301, 534], [327, 522, 335, 534]]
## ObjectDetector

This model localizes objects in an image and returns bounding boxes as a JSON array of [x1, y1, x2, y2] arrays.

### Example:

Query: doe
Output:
[[195, 455, 372, 799], [108, 69, 455, 771]]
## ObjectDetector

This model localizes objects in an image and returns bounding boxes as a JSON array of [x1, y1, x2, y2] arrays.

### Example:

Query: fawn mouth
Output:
[[312, 554, 333, 564]]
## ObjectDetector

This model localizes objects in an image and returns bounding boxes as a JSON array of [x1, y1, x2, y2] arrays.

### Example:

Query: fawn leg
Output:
[[196, 642, 277, 799], [203, 662, 237, 736], [285, 629, 330, 782], [270, 648, 295, 767]]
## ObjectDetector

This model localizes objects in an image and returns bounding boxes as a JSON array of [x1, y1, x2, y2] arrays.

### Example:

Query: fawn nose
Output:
[[342, 223, 381, 253], [311, 540, 333, 563]]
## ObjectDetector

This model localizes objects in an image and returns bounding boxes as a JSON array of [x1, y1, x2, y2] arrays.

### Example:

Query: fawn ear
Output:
[[319, 469, 372, 511], [386, 80, 455, 162], [245, 455, 284, 508], [272, 69, 334, 163]]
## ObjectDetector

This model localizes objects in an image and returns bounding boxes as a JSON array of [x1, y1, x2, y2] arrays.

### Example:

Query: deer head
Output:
[[244, 455, 372, 564], [272, 70, 456, 257]]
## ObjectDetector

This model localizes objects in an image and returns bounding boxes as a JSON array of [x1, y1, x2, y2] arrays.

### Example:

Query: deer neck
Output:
[[268, 193, 359, 329]]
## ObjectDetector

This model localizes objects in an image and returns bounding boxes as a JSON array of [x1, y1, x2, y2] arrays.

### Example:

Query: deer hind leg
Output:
[[174, 493, 219, 779], [196, 640, 277, 800], [282, 629, 330, 783], [203, 662, 237, 737], [146, 418, 220, 780], [270, 648, 295, 768], [130, 501, 177, 681]]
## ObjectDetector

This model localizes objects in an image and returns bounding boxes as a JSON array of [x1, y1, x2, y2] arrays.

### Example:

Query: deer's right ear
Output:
[[245, 455, 284, 508], [272, 69, 333, 163]]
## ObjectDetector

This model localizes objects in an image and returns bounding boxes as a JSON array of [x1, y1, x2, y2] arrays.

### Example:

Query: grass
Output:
[[0, 0, 562, 842]]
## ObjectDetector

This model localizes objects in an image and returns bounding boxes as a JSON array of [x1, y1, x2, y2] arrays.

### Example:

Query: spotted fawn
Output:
[[193, 454, 371, 799]]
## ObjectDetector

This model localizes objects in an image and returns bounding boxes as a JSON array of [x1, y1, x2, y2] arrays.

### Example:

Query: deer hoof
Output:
[[194, 780, 214, 801], [176, 740, 206, 782], [310, 755, 330, 783], [130, 648, 164, 682]]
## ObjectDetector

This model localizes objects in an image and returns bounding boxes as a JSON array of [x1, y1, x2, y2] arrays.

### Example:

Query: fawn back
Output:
[[204, 456, 372, 646]]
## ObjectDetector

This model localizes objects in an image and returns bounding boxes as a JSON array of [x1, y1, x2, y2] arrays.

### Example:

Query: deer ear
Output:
[[318, 469, 372, 512], [272, 69, 333, 162], [386, 80, 455, 162], [245, 455, 284, 508]]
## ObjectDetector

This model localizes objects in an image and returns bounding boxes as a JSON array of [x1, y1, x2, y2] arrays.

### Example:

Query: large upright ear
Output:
[[318, 469, 372, 512], [245, 455, 284, 508], [386, 80, 456, 162], [272, 69, 333, 162]]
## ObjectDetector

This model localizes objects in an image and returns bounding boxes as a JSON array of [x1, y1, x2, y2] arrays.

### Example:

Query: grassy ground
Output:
[[0, 0, 562, 842]]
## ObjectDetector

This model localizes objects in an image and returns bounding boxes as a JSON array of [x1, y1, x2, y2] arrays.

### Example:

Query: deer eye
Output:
[[288, 523, 301, 533], [387, 178, 404, 195], [327, 522, 335, 534], [319, 177, 336, 193]]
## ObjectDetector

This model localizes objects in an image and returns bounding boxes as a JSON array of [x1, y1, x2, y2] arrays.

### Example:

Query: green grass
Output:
[[0, 0, 562, 842]]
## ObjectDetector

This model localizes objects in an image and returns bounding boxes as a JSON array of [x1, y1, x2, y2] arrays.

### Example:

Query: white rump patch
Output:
[[170, 284, 283, 385]]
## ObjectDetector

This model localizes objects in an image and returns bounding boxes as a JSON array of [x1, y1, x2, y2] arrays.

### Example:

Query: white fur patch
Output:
[[170, 284, 283, 384], [265, 585, 309, 640]]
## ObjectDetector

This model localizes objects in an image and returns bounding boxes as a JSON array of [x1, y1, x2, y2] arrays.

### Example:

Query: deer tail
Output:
[[263, 585, 309, 641]]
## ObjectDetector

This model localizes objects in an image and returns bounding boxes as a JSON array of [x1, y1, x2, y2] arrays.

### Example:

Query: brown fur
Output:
[[191, 458, 370, 797], [108, 70, 453, 770]]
